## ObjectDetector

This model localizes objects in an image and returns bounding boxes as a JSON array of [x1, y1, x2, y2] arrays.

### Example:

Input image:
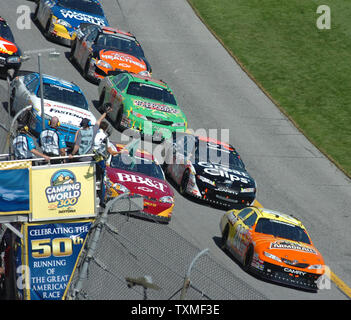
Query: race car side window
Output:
[[117, 77, 129, 91], [237, 208, 253, 220], [243, 212, 258, 228], [26, 77, 40, 94], [86, 28, 99, 42]]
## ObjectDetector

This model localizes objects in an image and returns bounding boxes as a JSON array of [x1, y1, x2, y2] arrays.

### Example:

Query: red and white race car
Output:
[[104, 143, 174, 222]]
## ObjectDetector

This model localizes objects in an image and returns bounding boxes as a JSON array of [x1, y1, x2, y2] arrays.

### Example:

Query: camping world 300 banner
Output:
[[31, 163, 96, 221]]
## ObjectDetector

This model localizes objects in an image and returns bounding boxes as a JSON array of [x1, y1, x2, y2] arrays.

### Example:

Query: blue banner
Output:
[[0, 168, 30, 213], [20, 220, 92, 300]]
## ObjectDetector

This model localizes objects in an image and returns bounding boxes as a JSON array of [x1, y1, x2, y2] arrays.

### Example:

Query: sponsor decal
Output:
[[45, 170, 81, 210], [133, 100, 179, 114], [198, 162, 250, 184], [60, 9, 106, 26], [270, 240, 317, 254], [0, 38, 16, 55], [100, 51, 145, 69], [283, 268, 306, 276], [116, 172, 166, 192]]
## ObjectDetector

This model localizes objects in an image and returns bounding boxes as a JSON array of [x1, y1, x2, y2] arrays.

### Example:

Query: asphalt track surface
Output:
[[0, 0, 350, 300]]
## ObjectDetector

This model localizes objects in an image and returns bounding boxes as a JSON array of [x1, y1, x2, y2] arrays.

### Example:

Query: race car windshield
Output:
[[194, 141, 245, 169], [96, 35, 144, 57], [57, 0, 104, 16], [255, 218, 311, 245], [0, 21, 15, 42], [127, 82, 177, 105], [110, 153, 165, 180], [38, 84, 89, 110]]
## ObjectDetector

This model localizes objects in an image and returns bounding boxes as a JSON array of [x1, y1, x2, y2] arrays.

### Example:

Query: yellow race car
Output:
[[219, 206, 325, 291]]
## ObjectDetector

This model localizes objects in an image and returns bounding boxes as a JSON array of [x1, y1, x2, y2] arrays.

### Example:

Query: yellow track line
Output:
[[254, 199, 351, 299]]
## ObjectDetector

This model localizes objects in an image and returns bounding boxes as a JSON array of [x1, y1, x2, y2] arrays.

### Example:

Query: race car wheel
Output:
[[179, 169, 190, 195], [70, 40, 76, 62], [98, 90, 105, 111], [44, 17, 51, 38], [243, 245, 253, 272], [221, 224, 229, 251], [9, 88, 16, 115], [33, 4, 39, 21], [116, 106, 124, 131]]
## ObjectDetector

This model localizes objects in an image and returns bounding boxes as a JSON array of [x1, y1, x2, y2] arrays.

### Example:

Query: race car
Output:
[[163, 132, 256, 208], [10, 72, 96, 147], [219, 206, 325, 291], [104, 143, 175, 222], [70, 25, 152, 82], [0, 17, 22, 78], [98, 73, 187, 141], [33, 0, 108, 46]]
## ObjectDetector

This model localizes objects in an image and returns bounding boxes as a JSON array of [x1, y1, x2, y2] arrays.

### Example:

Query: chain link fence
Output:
[[66, 195, 267, 300]]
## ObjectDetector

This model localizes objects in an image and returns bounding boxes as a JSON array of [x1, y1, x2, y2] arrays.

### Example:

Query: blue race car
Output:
[[33, 0, 109, 46], [10, 72, 96, 147]]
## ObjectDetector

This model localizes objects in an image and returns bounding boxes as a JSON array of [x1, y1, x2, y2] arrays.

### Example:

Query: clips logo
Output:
[[45, 170, 81, 209]]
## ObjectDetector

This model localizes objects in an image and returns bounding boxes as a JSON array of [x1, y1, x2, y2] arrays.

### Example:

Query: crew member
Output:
[[39, 116, 66, 163], [69, 105, 112, 162], [12, 123, 50, 162]]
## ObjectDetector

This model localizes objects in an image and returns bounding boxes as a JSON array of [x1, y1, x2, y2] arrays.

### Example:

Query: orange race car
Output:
[[219, 206, 325, 291]]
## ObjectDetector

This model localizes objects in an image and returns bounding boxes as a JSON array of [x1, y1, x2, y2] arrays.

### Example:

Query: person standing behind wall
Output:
[[39, 116, 67, 164], [69, 106, 112, 162], [12, 123, 50, 163]]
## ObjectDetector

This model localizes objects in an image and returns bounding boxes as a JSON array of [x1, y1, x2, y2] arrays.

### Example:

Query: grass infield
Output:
[[188, 0, 351, 177]]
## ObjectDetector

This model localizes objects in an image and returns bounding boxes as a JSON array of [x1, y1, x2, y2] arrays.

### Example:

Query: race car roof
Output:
[[128, 73, 169, 89], [41, 74, 82, 92], [254, 207, 303, 228], [101, 26, 135, 40]]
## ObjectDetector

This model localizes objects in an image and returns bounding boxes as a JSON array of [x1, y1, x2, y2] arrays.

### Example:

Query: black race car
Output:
[[70, 24, 152, 83], [163, 132, 257, 208], [0, 17, 22, 78]]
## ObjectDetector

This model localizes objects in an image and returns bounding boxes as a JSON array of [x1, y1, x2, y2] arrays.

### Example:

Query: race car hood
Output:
[[128, 97, 187, 123], [193, 162, 256, 188], [98, 49, 147, 74], [106, 167, 173, 199], [0, 37, 19, 56], [51, 6, 108, 31], [254, 235, 324, 265], [31, 97, 96, 127]]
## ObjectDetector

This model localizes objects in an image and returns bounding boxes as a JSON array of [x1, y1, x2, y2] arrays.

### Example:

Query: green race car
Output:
[[98, 73, 188, 140]]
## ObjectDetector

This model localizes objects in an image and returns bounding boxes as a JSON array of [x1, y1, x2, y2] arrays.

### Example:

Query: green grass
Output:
[[188, 0, 351, 176]]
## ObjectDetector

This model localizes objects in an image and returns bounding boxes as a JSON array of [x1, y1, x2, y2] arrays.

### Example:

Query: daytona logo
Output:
[[116, 172, 166, 192], [60, 9, 106, 26]]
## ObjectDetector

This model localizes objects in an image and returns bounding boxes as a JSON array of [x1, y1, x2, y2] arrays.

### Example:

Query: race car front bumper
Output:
[[119, 112, 186, 141], [250, 261, 322, 291], [47, 23, 72, 46], [187, 178, 256, 208]]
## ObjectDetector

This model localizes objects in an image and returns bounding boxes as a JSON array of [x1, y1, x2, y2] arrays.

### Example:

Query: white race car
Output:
[[10, 72, 96, 147]]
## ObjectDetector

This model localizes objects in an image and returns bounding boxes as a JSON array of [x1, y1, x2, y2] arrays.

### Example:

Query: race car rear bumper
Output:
[[250, 261, 322, 291]]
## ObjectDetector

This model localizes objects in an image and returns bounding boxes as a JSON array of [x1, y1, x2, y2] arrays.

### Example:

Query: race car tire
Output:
[[98, 90, 105, 111], [221, 224, 229, 251], [9, 88, 16, 116], [33, 4, 39, 21], [70, 40, 76, 62], [83, 58, 90, 79], [179, 169, 190, 195], [44, 17, 51, 38], [116, 105, 124, 131], [243, 245, 254, 272]]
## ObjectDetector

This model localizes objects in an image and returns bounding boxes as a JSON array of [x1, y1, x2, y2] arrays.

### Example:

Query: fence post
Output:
[[180, 248, 209, 300]]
